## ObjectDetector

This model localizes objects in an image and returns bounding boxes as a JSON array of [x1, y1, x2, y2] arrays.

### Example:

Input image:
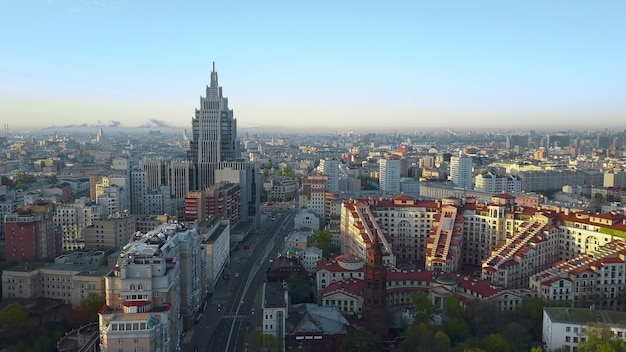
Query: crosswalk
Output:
[[222, 314, 249, 320]]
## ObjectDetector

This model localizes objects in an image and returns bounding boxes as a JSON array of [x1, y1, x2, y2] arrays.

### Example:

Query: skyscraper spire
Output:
[[210, 61, 218, 88]]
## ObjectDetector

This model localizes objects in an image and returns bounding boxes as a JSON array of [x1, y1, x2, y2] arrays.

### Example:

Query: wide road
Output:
[[187, 211, 295, 352]]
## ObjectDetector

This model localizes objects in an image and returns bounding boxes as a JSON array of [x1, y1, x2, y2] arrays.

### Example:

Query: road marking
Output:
[[222, 314, 249, 320]]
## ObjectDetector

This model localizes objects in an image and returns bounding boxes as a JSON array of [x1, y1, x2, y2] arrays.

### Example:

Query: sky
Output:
[[1, 0, 625, 133]]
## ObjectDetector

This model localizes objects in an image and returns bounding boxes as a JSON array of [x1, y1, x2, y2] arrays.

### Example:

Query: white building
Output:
[[317, 158, 339, 192], [543, 307, 626, 352], [450, 155, 473, 190], [294, 211, 321, 231], [474, 172, 522, 193], [262, 282, 289, 352], [301, 247, 323, 274], [199, 218, 230, 294], [379, 158, 401, 193], [54, 197, 102, 251], [99, 222, 195, 352], [130, 168, 148, 215]]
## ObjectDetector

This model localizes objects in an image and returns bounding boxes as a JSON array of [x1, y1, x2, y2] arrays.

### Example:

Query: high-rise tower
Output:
[[450, 154, 473, 190], [362, 233, 389, 340], [188, 62, 238, 190]]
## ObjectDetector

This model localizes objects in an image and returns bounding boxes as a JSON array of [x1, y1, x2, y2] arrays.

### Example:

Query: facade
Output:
[[317, 158, 339, 192], [362, 231, 390, 339], [139, 157, 168, 189], [98, 222, 202, 352], [316, 253, 365, 293], [299, 174, 328, 217], [284, 230, 311, 251], [474, 172, 523, 193], [543, 307, 626, 352], [82, 212, 136, 250], [481, 217, 560, 288], [301, 247, 323, 274], [425, 205, 464, 273], [205, 182, 241, 227], [188, 63, 238, 190], [199, 218, 230, 294], [268, 177, 298, 202], [54, 197, 102, 251], [130, 168, 148, 215], [262, 281, 289, 352], [184, 190, 207, 222], [168, 159, 195, 200], [379, 158, 401, 193], [5, 201, 61, 263], [216, 160, 261, 226], [2, 251, 109, 306], [294, 211, 320, 231], [284, 304, 350, 352], [450, 155, 473, 190]]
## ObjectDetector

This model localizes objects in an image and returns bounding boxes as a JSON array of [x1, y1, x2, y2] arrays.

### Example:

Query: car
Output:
[[235, 272, 239, 277], [217, 304, 222, 312], [251, 309, 255, 315]]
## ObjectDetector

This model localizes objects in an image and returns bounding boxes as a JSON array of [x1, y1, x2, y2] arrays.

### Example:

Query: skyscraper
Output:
[[188, 62, 238, 190], [317, 158, 339, 192], [379, 158, 401, 193], [450, 154, 473, 189]]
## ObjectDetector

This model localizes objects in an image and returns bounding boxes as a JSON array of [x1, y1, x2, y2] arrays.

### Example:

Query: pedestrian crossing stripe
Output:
[[222, 314, 249, 319]]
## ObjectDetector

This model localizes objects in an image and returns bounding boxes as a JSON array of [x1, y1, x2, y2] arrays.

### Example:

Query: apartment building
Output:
[[54, 197, 102, 251], [425, 204, 464, 272], [99, 221, 201, 352], [82, 212, 136, 250], [543, 307, 626, 352], [474, 172, 523, 193], [481, 219, 559, 288], [5, 201, 61, 263], [2, 250, 109, 306], [530, 240, 626, 310]]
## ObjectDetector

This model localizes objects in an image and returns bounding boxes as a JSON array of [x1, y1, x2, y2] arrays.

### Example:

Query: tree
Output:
[[433, 331, 451, 352], [514, 296, 547, 341], [80, 293, 105, 322], [310, 229, 332, 257], [0, 302, 27, 329], [579, 324, 626, 352], [410, 291, 435, 324], [443, 295, 464, 320], [481, 333, 511, 352], [340, 328, 382, 352], [251, 332, 279, 352]]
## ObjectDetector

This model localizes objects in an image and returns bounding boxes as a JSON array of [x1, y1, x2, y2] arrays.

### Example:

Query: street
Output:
[[184, 211, 295, 352]]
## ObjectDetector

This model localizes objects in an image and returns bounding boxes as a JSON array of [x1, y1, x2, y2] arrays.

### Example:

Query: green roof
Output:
[[544, 307, 626, 326]]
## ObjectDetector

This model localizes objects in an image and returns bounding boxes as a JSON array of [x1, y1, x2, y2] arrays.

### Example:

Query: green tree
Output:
[[442, 317, 470, 345], [251, 332, 279, 352], [443, 295, 464, 320], [0, 302, 27, 329], [579, 324, 626, 352], [514, 296, 547, 341], [434, 331, 451, 352], [340, 328, 382, 352], [80, 293, 105, 322], [481, 333, 511, 352], [310, 229, 332, 257], [411, 291, 435, 324]]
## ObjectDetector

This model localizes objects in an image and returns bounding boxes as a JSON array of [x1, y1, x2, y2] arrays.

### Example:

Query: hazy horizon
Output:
[[2, 1, 625, 132]]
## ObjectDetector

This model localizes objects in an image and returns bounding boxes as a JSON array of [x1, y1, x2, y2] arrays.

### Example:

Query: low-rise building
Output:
[[543, 307, 626, 352]]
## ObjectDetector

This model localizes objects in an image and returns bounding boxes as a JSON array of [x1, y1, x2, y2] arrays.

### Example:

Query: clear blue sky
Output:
[[1, 0, 625, 132]]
